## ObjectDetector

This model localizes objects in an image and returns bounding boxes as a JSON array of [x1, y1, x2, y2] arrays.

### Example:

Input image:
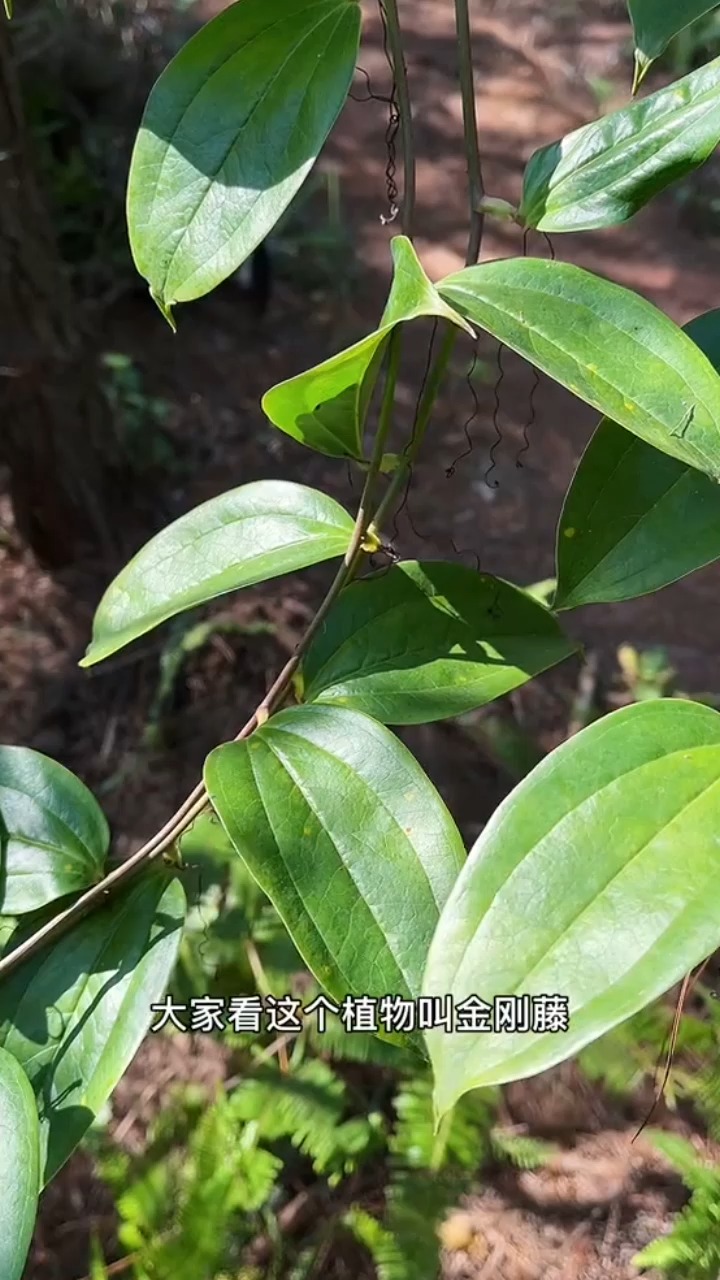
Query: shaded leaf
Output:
[[301, 561, 576, 724], [555, 308, 720, 608], [628, 1, 720, 85], [520, 57, 720, 232], [127, 0, 361, 314], [205, 705, 465, 1010], [423, 699, 720, 1115], [439, 258, 720, 479], [262, 237, 473, 459], [0, 872, 186, 1181], [0, 747, 108, 915], [81, 481, 354, 667], [0, 1047, 40, 1280]]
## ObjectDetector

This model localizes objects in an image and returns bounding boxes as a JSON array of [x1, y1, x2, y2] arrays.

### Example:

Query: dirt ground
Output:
[[5, 0, 720, 1275]]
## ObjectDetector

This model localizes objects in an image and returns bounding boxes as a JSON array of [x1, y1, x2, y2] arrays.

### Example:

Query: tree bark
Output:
[[0, 12, 122, 568]]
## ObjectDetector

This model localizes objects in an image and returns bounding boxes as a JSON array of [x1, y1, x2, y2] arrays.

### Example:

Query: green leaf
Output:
[[126, 0, 361, 314], [0, 747, 109, 915], [0, 872, 186, 1182], [301, 561, 576, 724], [262, 237, 473, 459], [0, 1047, 40, 1280], [205, 705, 465, 1009], [423, 698, 720, 1116], [520, 57, 720, 232], [439, 258, 720, 479], [628, 1, 720, 86], [556, 308, 720, 608], [81, 481, 354, 667]]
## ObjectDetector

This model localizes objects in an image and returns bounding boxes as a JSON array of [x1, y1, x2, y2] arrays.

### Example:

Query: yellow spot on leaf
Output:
[[564, 527, 576, 539]]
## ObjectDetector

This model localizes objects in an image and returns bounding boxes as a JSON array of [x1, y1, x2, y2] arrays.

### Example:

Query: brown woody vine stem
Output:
[[0, 334, 404, 980]]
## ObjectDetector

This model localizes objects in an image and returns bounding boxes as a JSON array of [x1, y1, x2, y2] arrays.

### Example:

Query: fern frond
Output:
[[231, 1059, 379, 1178], [346, 1207, 411, 1280], [391, 1074, 496, 1171], [634, 1188, 720, 1278], [490, 1128, 557, 1170], [646, 1131, 720, 1195]]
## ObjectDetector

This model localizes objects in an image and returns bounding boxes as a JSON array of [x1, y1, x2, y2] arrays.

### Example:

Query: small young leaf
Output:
[[0, 872, 186, 1181], [301, 561, 577, 724], [0, 747, 109, 915], [81, 481, 354, 666], [439, 258, 720, 480], [0, 1047, 40, 1280], [205, 705, 465, 1009], [262, 237, 473, 459], [556, 308, 720, 609], [628, 1, 720, 85], [126, 0, 361, 313], [423, 699, 720, 1116], [520, 57, 720, 232]]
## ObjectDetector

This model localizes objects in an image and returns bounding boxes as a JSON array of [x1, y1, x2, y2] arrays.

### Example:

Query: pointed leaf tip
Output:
[[150, 288, 176, 331]]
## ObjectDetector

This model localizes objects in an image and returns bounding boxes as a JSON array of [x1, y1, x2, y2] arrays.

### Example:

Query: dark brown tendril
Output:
[[516, 364, 540, 469], [485, 342, 506, 489], [446, 342, 481, 478], [376, 1, 401, 225]]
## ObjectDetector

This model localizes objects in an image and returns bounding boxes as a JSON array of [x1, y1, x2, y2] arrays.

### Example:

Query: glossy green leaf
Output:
[[0, 747, 108, 915], [301, 561, 577, 724], [81, 481, 354, 667], [520, 58, 720, 232], [205, 705, 465, 1009], [628, 1, 720, 85], [0, 872, 186, 1181], [262, 237, 473, 459], [0, 1047, 40, 1280], [127, 0, 361, 314], [424, 698, 720, 1115], [556, 309, 720, 608], [439, 258, 720, 479]]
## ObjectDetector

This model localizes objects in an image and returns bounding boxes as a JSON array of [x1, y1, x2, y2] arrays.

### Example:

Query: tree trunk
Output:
[[0, 12, 122, 568]]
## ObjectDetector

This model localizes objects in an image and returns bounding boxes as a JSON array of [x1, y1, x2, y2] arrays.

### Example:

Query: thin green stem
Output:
[[361, 326, 403, 524], [373, 322, 458, 531], [454, 0, 485, 265], [0, 336, 405, 982], [382, 0, 416, 238], [430, 1106, 454, 1172]]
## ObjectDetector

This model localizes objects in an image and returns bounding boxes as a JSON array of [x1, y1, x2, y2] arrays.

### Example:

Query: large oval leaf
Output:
[[0, 872, 186, 1181], [520, 57, 720, 232], [262, 237, 473, 459], [301, 561, 577, 724], [438, 258, 720, 479], [0, 1047, 40, 1280], [81, 481, 354, 667], [0, 747, 108, 915], [628, 0, 720, 85], [127, 0, 361, 315], [556, 309, 720, 608], [423, 698, 720, 1116], [205, 705, 465, 1008]]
